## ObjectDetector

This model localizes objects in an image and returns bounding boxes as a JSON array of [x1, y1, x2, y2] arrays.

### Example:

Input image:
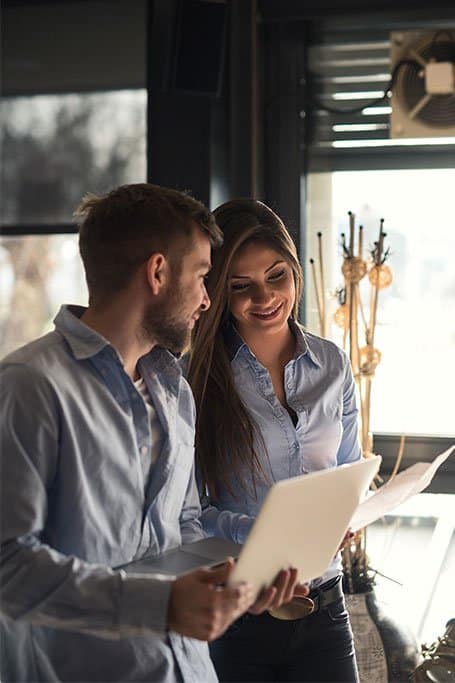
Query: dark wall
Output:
[[147, 0, 229, 208], [147, 0, 307, 254]]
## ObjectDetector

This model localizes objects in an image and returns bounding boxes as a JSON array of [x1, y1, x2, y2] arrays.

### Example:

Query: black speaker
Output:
[[171, 0, 227, 96]]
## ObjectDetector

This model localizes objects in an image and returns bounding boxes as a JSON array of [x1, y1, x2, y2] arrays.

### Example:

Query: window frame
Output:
[[301, 9, 455, 486]]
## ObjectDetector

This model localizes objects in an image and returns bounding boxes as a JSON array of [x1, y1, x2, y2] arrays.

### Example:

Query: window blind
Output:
[[305, 20, 455, 171]]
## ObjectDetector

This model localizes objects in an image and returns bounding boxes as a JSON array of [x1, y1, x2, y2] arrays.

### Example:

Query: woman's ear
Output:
[[145, 253, 168, 295]]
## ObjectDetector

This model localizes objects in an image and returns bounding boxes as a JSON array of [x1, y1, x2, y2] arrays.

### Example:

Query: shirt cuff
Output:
[[118, 571, 174, 637], [201, 506, 254, 544], [232, 514, 255, 544]]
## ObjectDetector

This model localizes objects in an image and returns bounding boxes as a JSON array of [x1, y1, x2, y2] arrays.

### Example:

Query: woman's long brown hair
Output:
[[188, 199, 303, 501]]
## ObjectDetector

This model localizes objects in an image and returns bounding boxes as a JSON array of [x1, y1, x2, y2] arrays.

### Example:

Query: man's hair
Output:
[[75, 183, 222, 302]]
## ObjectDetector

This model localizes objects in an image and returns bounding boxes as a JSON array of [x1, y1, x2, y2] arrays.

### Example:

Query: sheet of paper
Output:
[[349, 445, 454, 531]]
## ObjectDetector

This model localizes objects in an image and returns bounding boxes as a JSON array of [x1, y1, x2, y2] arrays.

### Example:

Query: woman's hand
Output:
[[337, 528, 355, 553]]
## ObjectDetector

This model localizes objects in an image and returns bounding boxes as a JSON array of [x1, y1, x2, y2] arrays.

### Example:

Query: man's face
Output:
[[143, 227, 212, 353]]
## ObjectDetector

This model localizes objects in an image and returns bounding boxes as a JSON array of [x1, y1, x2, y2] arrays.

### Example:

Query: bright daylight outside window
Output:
[[306, 167, 455, 439], [306, 168, 455, 644], [0, 89, 146, 359]]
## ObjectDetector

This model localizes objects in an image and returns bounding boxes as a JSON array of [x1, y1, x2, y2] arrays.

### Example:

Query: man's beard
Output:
[[141, 283, 191, 354]]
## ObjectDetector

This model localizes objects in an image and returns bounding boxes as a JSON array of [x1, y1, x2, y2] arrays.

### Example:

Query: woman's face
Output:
[[228, 241, 296, 337]]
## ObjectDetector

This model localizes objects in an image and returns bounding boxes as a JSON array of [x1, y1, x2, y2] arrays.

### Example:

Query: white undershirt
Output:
[[134, 376, 163, 487]]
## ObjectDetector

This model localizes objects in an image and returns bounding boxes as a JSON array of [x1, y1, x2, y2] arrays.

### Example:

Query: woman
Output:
[[188, 199, 361, 682]]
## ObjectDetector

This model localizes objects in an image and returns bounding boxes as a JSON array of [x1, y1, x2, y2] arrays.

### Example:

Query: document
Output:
[[349, 445, 454, 531]]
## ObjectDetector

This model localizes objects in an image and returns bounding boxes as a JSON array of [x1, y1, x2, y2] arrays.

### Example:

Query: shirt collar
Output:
[[53, 304, 182, 376], [139, 345, 182, 381], [289, 319, 322, 367], [54, 305, 111, 360], [224, 317, 322, 368]]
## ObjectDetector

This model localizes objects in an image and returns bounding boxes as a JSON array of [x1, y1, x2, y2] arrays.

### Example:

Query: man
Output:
[[0, 184, 297, 683]]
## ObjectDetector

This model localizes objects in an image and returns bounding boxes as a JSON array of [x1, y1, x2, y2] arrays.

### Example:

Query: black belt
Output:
[[268, 575, 343, 621], [308, 575, 343, 613]]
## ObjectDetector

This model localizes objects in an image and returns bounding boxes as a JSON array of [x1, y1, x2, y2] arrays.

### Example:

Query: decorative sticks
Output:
[[310, 212, 392, 458], [317, 232, 326, 338], [309, 231, 326, 337]]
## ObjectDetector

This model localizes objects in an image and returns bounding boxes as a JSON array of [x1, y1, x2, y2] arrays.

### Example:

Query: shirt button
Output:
[[140, 446, 148, 456]]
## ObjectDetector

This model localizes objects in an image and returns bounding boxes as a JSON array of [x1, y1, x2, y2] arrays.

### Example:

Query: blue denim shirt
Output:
[[0, 305, 216, 683], [201, 321, 362, 584]]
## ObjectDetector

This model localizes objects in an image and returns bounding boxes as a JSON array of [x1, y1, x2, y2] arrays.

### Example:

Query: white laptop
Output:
[[121, 456, 381, 598], [119, 536, 242, 575], [228, 455, 381, 597]]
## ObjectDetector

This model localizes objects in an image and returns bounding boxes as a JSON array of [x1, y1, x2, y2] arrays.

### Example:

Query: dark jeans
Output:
[[210, 594, 359, 682]]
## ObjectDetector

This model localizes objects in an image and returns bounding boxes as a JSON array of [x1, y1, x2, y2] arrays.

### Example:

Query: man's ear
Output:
[[145, 253, 169, 295]]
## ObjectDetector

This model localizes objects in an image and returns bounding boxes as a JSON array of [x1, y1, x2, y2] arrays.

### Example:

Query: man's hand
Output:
[[292, 582, 310, 599], [167, 558, 253, 641], [248, 567, 302, 614]]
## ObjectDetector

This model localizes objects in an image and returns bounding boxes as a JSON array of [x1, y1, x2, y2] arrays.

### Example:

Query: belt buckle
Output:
[[268, 596, 316, 621]]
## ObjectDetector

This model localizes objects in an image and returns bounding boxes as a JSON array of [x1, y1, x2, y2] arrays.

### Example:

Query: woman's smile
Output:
[[249, 302, 284, 320]]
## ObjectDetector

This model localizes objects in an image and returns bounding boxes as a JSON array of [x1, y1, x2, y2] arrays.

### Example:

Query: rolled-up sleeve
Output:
[[199, 490, 254, 545]]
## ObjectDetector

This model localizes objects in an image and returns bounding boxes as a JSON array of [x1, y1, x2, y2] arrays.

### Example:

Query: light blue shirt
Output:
[[200, 321, 362, 584], [0, 305, 217, 683]]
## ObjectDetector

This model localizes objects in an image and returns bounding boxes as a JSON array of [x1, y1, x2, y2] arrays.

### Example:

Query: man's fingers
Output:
[[281, 567, 299, 604], [204, 582, 253, 641], [168, 563, 252, 642], [248, 585, 277, 614], [246, 566, 301, 615], [197, 557, 235, 585], [293, 582, 310, 598], [269, 568, 291, 607]]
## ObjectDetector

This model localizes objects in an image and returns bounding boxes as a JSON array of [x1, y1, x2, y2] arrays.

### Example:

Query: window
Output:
[[366, 493, 455, 643], [0, 89, 146, 359], [303, 11, 455, 438], [306, 168, 454, 437], [0, 235, 87, 358], [1, 0, 147, 359], [2, 90, 147, 225]]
